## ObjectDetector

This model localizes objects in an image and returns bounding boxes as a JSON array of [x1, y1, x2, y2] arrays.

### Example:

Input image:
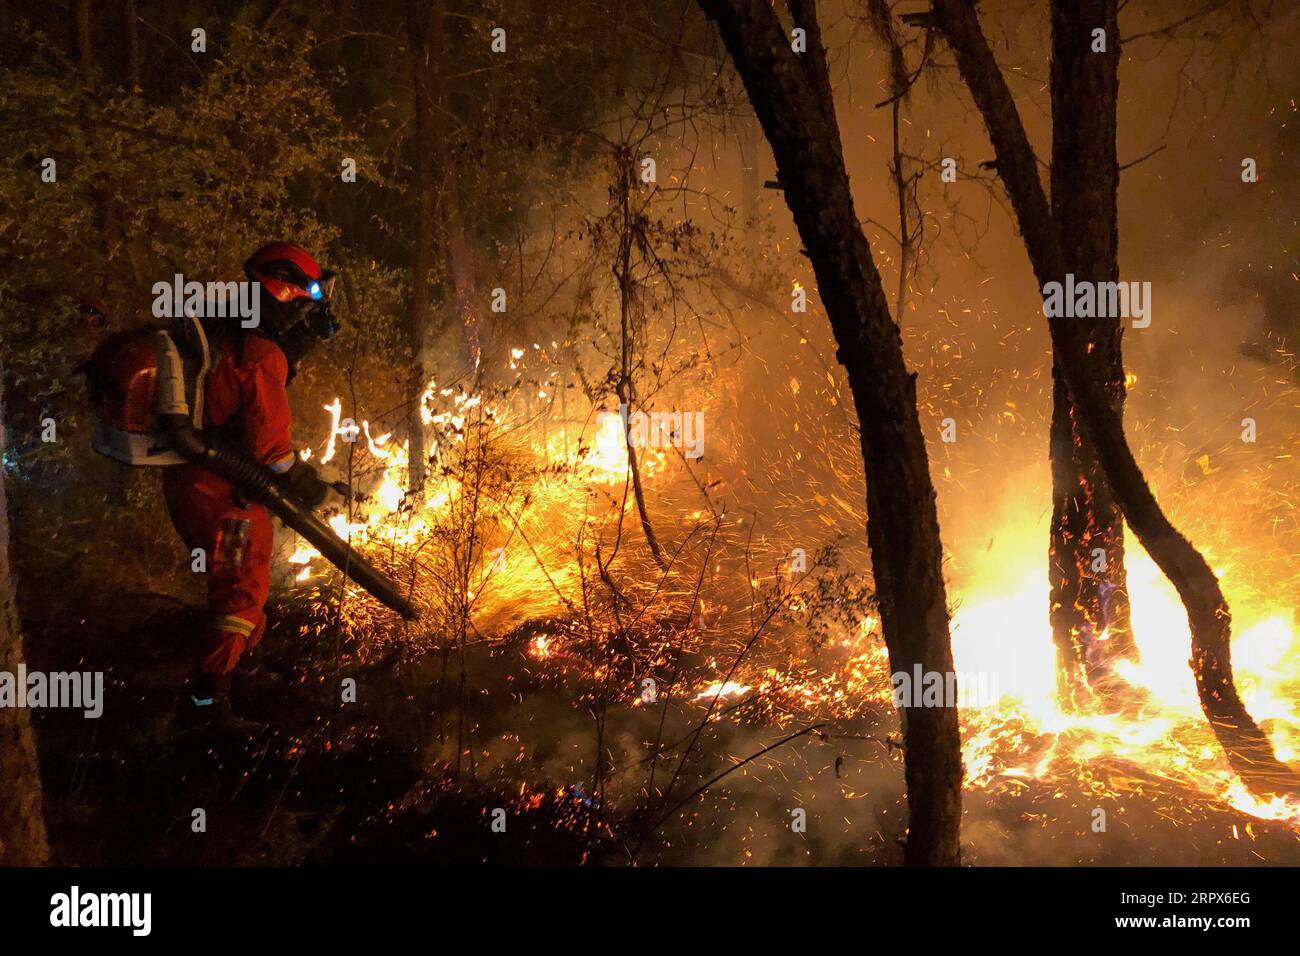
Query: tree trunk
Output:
[[405, 0, 441, 494], [865, 0, 915, 319], [74, 0, 94, 86], [612, 151, 667, 569], [1047, 0, 1135, 708], [330, 0, 350, 41], [737, 118, 762, 265], [699, 0, 962, 864], [932, 0, 1298, 796], [122, 0, 141, 91], [0, 383, 51, 866], [443, 168, 480, 370]]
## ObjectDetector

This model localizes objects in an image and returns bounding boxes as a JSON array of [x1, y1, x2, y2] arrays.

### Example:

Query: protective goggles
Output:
[[306, 271, 336, 302]]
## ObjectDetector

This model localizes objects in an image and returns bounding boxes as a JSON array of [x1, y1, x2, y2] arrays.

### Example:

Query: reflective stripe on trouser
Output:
[[163, 464, 274, 677], [202, 612, 267, 676]]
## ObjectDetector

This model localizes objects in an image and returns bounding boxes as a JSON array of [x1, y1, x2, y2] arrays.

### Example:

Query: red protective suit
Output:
[[162, 334, 297, 677]]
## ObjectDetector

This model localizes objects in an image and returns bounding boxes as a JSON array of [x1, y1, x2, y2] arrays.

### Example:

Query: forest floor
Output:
[[17, 545, 1300, 866]]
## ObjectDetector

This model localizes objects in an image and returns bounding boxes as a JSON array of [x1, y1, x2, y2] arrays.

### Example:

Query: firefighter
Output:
[[164, 241, 339, 725]]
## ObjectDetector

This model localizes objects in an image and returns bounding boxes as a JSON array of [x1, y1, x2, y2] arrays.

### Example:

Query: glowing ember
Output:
[[694, 681, 751, 703]]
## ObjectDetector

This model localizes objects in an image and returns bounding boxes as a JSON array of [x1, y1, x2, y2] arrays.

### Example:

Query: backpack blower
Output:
[[85, 318, 419, 621]]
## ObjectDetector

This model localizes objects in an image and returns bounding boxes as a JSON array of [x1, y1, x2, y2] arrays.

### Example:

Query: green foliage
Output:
[[0, 21, 377, 467]]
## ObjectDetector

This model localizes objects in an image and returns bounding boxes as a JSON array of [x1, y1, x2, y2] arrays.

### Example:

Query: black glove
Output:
[[279, 460, 330, 510]]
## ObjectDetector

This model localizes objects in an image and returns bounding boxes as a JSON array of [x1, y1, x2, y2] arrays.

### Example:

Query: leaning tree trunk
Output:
[[699, 0, 962, 864], [0, 382, 51, 865], [1046, 0, 1135, 709], [932, 0, 1298, 796]]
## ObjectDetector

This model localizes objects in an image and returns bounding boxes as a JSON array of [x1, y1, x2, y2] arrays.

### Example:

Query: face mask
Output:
[[277, 321, 319, 379], [271, 295, 338, 341], [268, 297, 339, 379], [303, 299, 340, 340]]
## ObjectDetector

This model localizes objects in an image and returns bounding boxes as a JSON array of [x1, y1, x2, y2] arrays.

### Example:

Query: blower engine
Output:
[[85, 328, 201, 466]]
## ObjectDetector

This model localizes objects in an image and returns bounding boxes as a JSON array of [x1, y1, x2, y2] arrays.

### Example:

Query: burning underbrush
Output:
[[259, 333, 1300, 862]]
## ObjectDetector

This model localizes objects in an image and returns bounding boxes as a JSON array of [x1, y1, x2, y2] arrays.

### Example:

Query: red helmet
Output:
[[244, 242, 334, 304]]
